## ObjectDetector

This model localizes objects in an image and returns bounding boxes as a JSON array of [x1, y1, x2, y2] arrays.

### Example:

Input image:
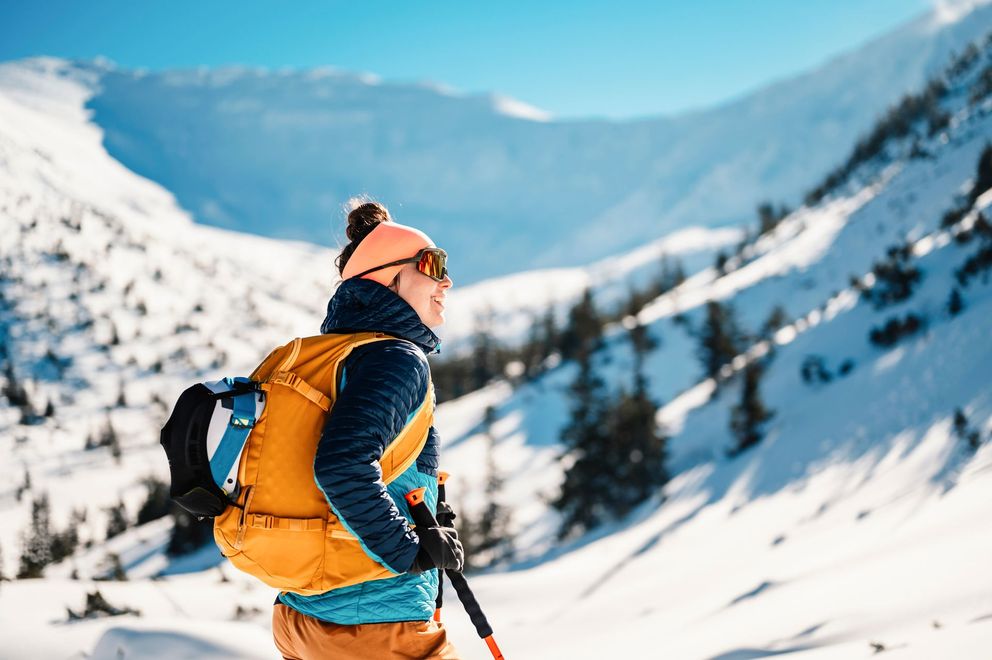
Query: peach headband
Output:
[[341, 220, 435, 286]]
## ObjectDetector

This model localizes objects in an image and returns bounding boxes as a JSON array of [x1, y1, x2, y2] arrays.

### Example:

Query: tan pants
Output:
[[272, 604, 461, 660]]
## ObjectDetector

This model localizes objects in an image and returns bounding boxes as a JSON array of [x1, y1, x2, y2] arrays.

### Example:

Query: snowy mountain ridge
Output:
[[65, 3, 992, 283]]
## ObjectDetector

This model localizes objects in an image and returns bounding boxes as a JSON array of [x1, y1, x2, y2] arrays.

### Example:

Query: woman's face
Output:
[[391, 262, 453, 328]]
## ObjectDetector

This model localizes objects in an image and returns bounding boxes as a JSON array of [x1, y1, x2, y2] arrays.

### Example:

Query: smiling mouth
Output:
[[431, 296, 445, 309]]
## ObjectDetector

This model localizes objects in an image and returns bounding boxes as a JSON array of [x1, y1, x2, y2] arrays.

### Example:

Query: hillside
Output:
[[432, 28, 992, 658]]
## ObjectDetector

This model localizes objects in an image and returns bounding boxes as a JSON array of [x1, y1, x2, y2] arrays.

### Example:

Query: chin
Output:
[[417, 309, 444, 328]]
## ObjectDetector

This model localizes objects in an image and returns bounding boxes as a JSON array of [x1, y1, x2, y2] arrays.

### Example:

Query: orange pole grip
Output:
[[438, 470, 450, 486], [404, 487, 427, 507]]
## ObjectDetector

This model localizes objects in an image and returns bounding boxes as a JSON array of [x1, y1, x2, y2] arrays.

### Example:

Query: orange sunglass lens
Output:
[[419, 250, 447, 280]]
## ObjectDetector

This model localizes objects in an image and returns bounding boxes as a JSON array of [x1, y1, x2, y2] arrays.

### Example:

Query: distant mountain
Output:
[[68, 3, 992, 283]]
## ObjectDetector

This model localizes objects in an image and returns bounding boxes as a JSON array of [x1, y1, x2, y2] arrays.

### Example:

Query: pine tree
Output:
[[757, 202, 776, 236], [514, 309, 558, 380], [560, 289, 603, 361], [729, 361, 775, 456], [136, 476, 172, 525], [2, 362, 30, 408], [18, 493, 54, 578], [714, 251, 729, 276], [106, 553, 127, 581], [50, 508, 82, 563], [757, 201, 791, 236], [472, 407, 513, 567], [969, 143, 992, 204], [105, 501, 129, 540], [863, 244, 922, 308], [800, 355, 832, 384], [621, 284, 649, 319], [555, 323, 670, 539], [15, 467, 31, 502], [99, 417, 122, 463], [520, 313, 544, 378], [696, 301, 744, 382], [539, 308, 559, 364], [606, 323, 669, 516], [760, 305, 790, 340], [628, 320, 659, 361], [470, 311, 499, 390], [608, 388, 669, 516], [947, 287, 965, 316], [452, 489, 478, 570], [952, 407, 982, 451], [651, 253, 687, 297], [553, 346, 613, 539]]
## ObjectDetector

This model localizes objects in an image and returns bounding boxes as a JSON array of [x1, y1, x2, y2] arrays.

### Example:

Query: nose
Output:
[[440, 273, 453, 290]]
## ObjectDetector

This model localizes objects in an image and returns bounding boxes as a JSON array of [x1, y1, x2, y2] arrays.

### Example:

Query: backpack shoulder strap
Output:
[[252, 331, 433, 483]]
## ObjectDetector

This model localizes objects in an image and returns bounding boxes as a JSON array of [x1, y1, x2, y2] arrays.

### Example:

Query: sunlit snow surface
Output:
[[77, 4, 992, 283], [2, 31, 992, 660]]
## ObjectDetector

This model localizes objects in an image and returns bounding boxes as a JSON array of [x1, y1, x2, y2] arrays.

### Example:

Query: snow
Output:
[[59, 3, 992, 283], [490, 95, 553, 122], [933, 0, 992, 25], [2, 8, 992, 660]]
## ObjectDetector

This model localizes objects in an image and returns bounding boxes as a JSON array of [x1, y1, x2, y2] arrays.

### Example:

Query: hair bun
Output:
[[335, 197, 392, 277], [346, 199, 391, 242]]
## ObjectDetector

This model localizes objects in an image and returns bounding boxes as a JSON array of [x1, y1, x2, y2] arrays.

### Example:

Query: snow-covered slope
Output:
[[430, 30, 992, 658], [72, 3, 992, 283], [0, 53, 331, 584], [2, 24, 992, 660]]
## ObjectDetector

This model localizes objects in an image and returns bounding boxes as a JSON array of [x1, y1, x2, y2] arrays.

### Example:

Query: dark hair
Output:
[[336, 198, 391, 276]]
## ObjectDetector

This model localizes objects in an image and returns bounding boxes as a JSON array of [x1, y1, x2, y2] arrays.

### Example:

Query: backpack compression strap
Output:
[[268, 371, 332, 411], [209, 377, 258, 491]]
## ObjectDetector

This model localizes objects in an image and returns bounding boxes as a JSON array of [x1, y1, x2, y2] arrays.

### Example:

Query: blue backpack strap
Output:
[[210, 378, 257, 489]]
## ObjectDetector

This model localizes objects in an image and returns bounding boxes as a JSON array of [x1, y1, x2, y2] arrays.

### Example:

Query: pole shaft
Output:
[[405, 487, 505, 658]]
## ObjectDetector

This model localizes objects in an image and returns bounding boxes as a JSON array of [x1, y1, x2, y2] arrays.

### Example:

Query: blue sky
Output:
[[0, 0, 934, 119]]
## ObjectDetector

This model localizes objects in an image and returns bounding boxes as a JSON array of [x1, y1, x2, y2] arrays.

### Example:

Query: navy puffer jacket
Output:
[[278, 278, 443, 624]]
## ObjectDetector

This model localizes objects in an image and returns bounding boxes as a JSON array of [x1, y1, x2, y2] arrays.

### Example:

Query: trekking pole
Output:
[[433, 470, 450, 622], [405, 487, 506, 660]]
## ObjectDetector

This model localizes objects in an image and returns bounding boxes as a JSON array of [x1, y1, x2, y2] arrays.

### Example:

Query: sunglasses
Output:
[[353, 247, 449, 282]]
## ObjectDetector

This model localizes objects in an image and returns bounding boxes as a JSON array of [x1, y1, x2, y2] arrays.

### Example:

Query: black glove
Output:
[[409, 524, 464, 574], [435, 501, 457, 527]]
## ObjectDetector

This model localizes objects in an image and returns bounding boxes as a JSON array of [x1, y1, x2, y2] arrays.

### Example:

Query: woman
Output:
[[272, 200, 464, 659]]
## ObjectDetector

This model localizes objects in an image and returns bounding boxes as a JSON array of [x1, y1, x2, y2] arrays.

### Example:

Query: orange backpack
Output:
[[212, 331, 434, 595]]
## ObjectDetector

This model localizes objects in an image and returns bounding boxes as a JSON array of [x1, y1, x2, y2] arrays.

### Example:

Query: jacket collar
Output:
[[320, 278, 441, 354]]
